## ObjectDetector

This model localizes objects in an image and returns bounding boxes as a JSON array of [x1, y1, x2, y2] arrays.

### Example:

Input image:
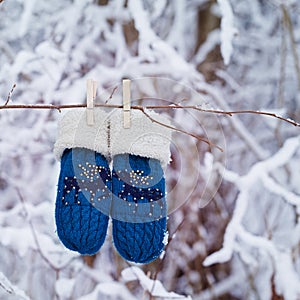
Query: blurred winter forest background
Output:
[[1, 0, 300, 299]]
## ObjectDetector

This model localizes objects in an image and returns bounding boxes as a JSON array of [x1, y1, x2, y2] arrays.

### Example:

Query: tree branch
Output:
[[140, 107, 224, 152], [0, 271, 30, 300], [15, 187, 78, 271], [0, 97, 299, 153], [0, 102, 299, 126]]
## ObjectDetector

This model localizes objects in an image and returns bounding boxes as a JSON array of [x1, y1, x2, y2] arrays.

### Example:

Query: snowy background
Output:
[[1, 0, 300, 299]]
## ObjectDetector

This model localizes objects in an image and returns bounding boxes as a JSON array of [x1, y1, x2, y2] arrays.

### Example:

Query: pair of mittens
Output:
[[54, 108, 171, 263]]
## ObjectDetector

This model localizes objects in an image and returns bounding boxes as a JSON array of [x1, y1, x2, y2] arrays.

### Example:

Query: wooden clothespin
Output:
[[122, 79, 131, 128], [86, 79, 98, 126]]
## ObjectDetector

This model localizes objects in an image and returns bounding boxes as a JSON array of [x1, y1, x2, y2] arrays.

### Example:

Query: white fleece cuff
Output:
[[109, 109, 172, 169], [53, 108, 109, 160]]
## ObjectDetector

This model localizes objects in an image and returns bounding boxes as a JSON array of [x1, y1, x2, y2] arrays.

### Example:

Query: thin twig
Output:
[[201, 109, 300, 127], [175, 98, 188, 105], [16, 187, 59, 270], [15, 187, 78, 271], [140, 107, 224, 152], [0, 103, 86, 110], [105, 86, 118, 104], [4, 83, 16, 106], [0, 281, 13, 294]]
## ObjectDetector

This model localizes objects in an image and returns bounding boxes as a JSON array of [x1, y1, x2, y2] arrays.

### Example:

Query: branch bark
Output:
[[0, 102, 299, 127]]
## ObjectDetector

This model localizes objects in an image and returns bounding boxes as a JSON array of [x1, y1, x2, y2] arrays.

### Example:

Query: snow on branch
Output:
[[121, 266, 192, 299], [217, 0, 238, 65], [77, 281, 136, 300], [14, 187, 79, 270], [197, 81, 270, 159], [204, 135, 300, 265], [128, 0, 157, 42], [203, 135, 300, 298], [237, 226, 300, 300], [0, 272, 30, 300], [261, 174, 300, 206], [194, 274, 242, 300]]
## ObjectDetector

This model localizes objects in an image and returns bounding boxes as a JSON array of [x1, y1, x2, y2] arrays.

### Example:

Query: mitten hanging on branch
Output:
[[53, 108, 111, 255], [110, 109, 172, 263]]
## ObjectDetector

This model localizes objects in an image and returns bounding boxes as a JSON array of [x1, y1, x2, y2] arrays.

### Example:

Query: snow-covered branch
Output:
[[122, 267, 191, 299], [0, 272, 30, 300], [1, 0, 300, 298], [217, 0, 238, 65], [204, 136, 300, 265], [204, 135, 300, 298]]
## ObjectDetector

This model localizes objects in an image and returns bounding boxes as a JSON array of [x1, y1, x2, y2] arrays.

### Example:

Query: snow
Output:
[[1, 0, 300, 299], [166, 0, 186, 56], [128, 0, 157, 43], [0, 271, 30, 300], [152, 0, 167, 19], [77, 282, 137, 300], [217, 0, 238, 65], [18, 0, 36, 37], [261, 173, 300, 206], [194, 29, 220, 65], [163, 230, 169, 245], [55, 278, 75, 299], [274, 252, 300, 300], [122, 267, 191, 299], [204, 136, 300, 298], [194, 274, 241, 300]]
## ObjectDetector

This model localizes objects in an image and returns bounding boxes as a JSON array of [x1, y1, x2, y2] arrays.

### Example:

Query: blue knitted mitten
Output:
[[54, 108, 111, 255], [55, 148, 111, 255], [110, 109, 172, 264], [112, 154, 167, 263]]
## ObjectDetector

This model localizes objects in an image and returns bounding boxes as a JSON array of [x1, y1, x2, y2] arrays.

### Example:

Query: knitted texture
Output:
[[55, 148, 111, 255], [110, 109, 172, 170], [54, 107, 171, 260], [111, 154, 167, 264]]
